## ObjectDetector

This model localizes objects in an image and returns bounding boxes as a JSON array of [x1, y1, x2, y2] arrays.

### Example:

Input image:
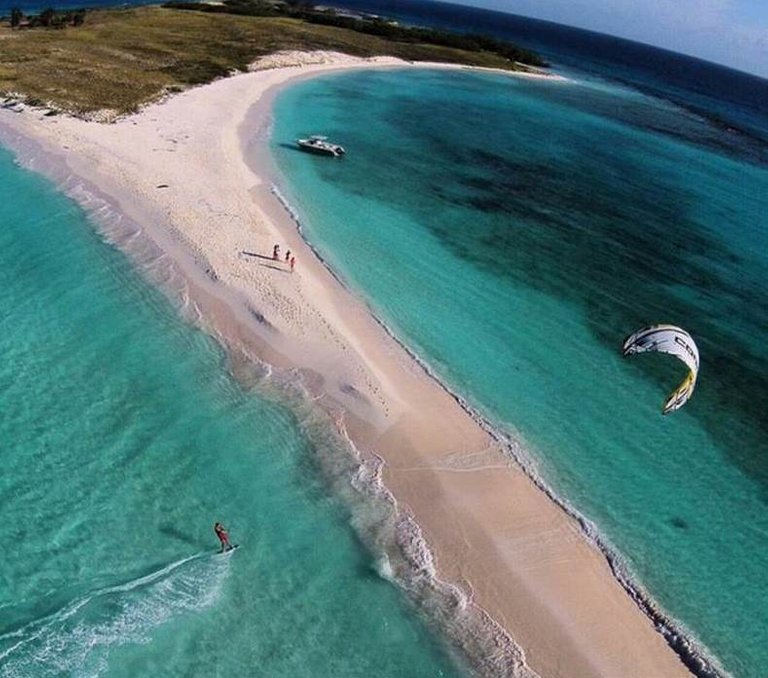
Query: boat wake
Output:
[[0, 553, 229, 678]]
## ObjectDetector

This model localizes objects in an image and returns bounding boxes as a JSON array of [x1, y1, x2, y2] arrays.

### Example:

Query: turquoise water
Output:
[[0, 147, 463, 676], [271, 68, 768, 676]]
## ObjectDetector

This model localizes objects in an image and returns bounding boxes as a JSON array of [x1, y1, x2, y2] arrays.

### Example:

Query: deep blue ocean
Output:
[[0, 0, 157, 12], [2, 1, 768, 676]]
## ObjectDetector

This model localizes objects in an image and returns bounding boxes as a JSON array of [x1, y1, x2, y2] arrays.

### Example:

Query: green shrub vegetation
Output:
[[5, 6, 86, 28], [164, 0, 546, 67], [0, 4, 546, 117]]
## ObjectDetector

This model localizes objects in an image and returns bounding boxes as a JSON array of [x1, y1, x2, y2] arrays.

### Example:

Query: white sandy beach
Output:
[[0, 51, 691, 677]]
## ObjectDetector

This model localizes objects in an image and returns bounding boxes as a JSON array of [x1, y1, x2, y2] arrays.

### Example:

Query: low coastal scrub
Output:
[[164, 0, 547, 68], [5, 6, 87, 29], [0, 5, 546, 117]]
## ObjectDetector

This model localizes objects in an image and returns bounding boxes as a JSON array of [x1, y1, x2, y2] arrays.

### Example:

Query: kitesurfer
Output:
[[214, 522, 234, 552]]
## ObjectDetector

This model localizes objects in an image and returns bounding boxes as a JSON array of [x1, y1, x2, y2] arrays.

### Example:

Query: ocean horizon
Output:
[[2, 2, 767, 677]]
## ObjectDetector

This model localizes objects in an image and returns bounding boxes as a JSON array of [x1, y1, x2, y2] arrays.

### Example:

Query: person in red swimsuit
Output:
[[214, 522, 234, 553]]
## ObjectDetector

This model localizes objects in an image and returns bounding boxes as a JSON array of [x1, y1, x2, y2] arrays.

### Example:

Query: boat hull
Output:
[[297, 144, 341, 157]]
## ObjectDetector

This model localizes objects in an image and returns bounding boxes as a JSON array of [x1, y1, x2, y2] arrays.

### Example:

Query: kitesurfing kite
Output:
[[622, 324, 700, 414]]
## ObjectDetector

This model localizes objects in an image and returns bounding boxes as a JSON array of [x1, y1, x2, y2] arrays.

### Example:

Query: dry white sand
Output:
[[0, 52, 690, 677]]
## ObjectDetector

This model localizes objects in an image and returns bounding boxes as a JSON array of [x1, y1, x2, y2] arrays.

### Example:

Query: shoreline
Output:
[[0, 52, 701, 677]]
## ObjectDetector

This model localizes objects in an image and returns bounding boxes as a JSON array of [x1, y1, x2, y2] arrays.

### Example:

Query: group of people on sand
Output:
[[272, 243, 296, 272]]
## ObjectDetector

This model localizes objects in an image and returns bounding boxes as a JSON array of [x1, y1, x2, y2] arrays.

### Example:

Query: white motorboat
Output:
[[296, 135, 346, 157]]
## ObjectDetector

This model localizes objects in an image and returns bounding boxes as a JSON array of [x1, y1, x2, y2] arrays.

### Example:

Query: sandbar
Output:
[[0, 51, 692, 678]]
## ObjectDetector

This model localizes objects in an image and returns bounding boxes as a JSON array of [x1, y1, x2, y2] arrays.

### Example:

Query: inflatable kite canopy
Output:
[[622, 324, 700, 414]]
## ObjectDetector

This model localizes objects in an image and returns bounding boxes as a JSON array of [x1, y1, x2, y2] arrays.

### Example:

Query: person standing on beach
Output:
[[214, 522, 234, 552], [284, 249, 291, 263], [272, 244, 280, 260], [289, 256, 296, 273]]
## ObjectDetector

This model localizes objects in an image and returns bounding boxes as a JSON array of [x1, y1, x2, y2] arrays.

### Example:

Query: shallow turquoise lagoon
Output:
[[271, 68, 768, 676], [0, 147, 461, 677]]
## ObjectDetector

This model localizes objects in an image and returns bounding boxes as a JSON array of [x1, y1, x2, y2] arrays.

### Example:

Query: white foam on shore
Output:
[[283, 390, 540, 678]]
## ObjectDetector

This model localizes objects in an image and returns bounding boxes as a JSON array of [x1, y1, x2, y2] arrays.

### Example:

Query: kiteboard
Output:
[[218, 544, 239, 555]]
